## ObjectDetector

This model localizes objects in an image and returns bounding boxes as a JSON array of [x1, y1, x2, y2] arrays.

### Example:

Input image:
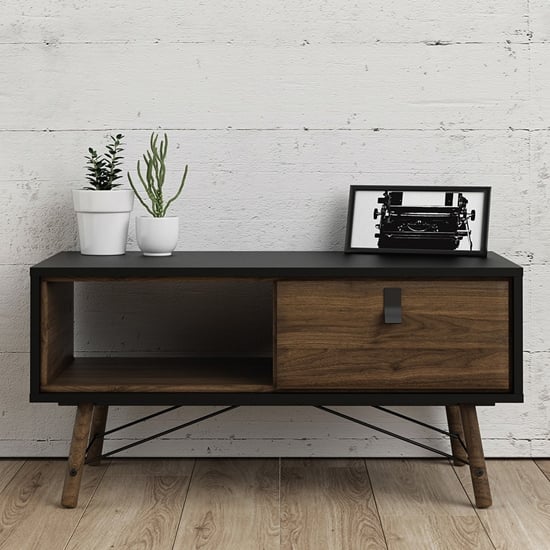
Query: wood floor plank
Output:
[[455, 459, 550, 550], [534, 459, 550, 482], [1, 458, 548, 550], [173, 459, 279, 550], [368, 459, 493, 550], [280, 458, 386, 550], [0, 460, 106, 550], [0, 461, 25, 495], [65, 459, 194, 550]]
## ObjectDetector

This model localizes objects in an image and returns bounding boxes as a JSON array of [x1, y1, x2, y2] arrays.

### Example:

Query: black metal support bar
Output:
[[374, 405, 468, 454], [316, 406, 469, 465], [86, 404, 183, 455], [85, 404, 469, 465], [87, 405, 239, 463]]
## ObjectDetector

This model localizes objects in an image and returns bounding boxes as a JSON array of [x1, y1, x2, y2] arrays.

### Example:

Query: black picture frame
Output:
[[344, 185, 491, 256]]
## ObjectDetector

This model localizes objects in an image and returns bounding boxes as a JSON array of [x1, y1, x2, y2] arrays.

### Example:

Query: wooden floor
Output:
[[0, 459, 549, 549]]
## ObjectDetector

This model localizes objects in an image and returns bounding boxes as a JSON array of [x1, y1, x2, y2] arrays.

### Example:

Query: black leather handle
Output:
[[384, 288, 402, 324]]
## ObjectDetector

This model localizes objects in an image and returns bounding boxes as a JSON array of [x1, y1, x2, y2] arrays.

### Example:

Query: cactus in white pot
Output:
[[127, 132, 188, 256]]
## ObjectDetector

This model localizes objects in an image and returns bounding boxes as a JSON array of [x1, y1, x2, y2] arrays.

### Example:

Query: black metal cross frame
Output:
[[85, 405, 469, 465]]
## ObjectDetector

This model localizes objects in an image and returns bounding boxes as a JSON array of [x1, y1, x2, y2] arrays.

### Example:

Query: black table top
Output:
[[30, 251, 522, 278]]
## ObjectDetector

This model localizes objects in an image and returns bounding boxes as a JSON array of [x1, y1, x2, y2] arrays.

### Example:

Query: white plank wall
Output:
[[0, 1, 548, 457], [0, 43, 531, 130]]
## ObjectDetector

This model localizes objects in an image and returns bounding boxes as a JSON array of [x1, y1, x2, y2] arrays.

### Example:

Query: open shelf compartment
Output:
[[40, 279, 275, 393]]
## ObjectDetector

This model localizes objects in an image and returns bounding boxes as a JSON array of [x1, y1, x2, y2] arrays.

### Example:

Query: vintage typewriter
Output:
[[373, 190, 475, 250]]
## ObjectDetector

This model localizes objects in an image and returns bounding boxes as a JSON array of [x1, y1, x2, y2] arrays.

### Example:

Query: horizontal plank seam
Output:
[[0, 40, 540, 46], [0, 128, 543, 133]]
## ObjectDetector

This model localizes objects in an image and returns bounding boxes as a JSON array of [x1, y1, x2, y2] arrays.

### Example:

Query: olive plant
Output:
[[127, 132, 188, 217]]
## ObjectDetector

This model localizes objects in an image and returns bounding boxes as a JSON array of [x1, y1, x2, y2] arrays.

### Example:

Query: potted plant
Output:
[[73, 134, 134, 255], [127, 132, 188, 256]]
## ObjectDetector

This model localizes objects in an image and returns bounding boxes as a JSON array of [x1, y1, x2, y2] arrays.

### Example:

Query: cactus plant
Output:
[[127, 132, 188, 217]]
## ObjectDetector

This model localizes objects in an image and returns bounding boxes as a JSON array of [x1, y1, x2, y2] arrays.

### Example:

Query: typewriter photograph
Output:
[[345, 185, 490, 256]]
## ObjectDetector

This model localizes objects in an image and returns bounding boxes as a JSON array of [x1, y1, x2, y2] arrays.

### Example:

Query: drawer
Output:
[[275, 279, 510, 391]]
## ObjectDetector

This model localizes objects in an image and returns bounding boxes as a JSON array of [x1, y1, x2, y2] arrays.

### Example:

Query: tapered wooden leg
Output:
[[61, 403, 93, 508], [459, 404, 492, 508], [445, 405, 468, 466], [87, 405, 109, 465]]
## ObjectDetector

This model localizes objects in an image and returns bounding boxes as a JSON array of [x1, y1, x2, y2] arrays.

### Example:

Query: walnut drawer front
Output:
[[275, 280, 511, 391]]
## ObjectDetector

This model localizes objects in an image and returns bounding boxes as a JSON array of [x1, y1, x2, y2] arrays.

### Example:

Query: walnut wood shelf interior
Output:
[[42, 357, 274, 393], [40, 278, 275, 393]]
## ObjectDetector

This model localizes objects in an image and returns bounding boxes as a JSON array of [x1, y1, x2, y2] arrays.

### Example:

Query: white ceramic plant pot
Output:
[[136, 216, 179, 256], [73, 189, 134, 255]]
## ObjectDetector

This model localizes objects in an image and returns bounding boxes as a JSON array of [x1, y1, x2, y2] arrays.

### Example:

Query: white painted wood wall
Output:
[[0, 1, 548, 457]]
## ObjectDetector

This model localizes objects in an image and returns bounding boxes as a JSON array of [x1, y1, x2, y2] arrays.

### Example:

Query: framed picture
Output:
[[344, 185, 490, 256]]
